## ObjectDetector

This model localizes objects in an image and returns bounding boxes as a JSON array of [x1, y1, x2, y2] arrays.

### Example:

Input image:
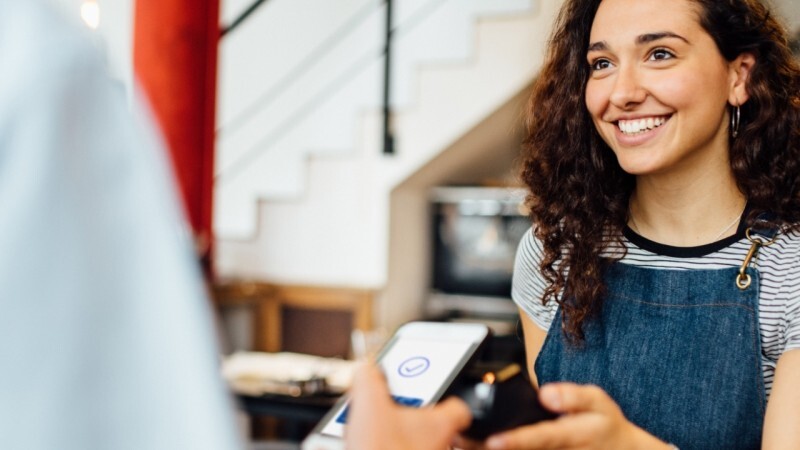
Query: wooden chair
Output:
[[258, 284, 375, 359]]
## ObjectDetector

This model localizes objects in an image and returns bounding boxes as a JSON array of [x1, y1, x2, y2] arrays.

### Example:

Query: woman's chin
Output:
[[615, 159, 662, 177]]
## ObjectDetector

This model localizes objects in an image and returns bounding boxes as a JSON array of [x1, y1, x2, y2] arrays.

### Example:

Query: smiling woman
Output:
[[508, 0, 800, 449]]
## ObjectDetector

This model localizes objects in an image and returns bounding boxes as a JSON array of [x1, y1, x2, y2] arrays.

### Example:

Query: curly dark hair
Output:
[[520, 0, 800, 341]]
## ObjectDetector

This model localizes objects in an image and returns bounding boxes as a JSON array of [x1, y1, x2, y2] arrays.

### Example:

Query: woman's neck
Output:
[[629, 168, 746, 247]]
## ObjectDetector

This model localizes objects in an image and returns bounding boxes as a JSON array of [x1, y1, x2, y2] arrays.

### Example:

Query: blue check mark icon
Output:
[[398, 356, 430, 377]]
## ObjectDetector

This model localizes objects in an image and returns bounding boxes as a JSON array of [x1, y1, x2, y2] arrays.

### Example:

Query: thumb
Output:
[[350, 363, 392, 409], [539, 383, 618, 415], [431, 396, 472, 432]]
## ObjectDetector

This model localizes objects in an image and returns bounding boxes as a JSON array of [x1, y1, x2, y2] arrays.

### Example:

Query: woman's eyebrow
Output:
[[636, 31, 689, 45], [587, 31, 690, 53], [587, 41, 608, 52]]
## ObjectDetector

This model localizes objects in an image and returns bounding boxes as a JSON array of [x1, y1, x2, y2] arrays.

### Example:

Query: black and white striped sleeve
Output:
[[512, 228, 558, 332], [784, 253, 800, 353]]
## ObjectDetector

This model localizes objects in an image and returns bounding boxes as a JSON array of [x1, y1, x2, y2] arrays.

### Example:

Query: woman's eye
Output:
[[649, 49, 674, 61], [590, 59, 612, 71]]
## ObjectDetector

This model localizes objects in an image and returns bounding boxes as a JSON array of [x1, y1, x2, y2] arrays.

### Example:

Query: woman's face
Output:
[[584, 0, 744, 178]]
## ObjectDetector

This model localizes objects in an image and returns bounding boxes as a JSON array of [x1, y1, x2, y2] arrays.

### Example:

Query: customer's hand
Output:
[[345, 363, 472, 450], [453, 382, 671, 450]]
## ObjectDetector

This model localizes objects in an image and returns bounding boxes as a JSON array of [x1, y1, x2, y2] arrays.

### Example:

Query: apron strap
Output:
[[750, 211, 779, 240], [737, 212, 779, 290]]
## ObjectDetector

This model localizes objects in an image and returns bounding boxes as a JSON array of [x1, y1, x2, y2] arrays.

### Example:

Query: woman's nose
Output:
[[609, 66, 646, 109]]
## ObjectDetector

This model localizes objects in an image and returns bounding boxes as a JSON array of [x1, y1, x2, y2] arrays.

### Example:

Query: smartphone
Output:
[[301, 321, 491, 450]]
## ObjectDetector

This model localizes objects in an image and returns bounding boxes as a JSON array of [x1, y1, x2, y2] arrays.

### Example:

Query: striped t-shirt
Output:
[[512, 225, 800, 397]]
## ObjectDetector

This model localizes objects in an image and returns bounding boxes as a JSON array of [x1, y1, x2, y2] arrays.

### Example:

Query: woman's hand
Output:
[[345, 363, 472, 450], [454, 383, 671, 450]]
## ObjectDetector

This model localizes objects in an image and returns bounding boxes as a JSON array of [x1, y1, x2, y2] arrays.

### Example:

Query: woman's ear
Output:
[[729, 52, 756, 105]]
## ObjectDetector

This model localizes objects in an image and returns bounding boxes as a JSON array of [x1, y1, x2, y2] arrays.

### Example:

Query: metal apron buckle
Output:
[[736, 228, 777, 290]]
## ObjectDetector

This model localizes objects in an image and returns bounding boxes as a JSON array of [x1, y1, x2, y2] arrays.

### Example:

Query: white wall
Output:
[[213, 2, 555, 292]]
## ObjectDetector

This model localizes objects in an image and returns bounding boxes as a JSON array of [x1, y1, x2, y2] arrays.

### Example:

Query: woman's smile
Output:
[[616, 115, 669, 136], [609, 114, 673, 148]]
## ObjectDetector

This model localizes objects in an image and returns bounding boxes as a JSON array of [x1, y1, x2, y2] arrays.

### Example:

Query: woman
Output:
[[491, 0, 800, 448], [346, 0, 800, 449]]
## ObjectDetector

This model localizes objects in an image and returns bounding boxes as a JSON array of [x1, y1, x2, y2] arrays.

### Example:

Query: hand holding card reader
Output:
[[450, 362, 557, 440]]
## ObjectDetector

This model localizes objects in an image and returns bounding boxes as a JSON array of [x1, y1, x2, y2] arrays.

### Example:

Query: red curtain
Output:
[[133, 0, 220, 276]]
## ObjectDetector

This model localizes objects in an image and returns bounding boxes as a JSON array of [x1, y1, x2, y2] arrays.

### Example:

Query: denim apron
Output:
[[534, 227, 776, 449]]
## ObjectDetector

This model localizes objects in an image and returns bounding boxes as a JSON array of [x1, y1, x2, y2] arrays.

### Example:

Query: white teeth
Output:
[[617, 116, 667, 136]]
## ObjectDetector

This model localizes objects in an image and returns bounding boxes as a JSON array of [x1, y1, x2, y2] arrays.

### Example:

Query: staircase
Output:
[[214, 0, 558, 298]]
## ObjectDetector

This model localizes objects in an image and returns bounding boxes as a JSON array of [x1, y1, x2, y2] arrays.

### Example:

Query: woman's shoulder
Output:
[[758, 226, 800, 286], [759, 226, 800, 267], [512, 228, 558, 331], [774, 225, 800, 246], [512, 228, 544, 288], [515, 227, 544, 260], [762, 227, 800, 354]]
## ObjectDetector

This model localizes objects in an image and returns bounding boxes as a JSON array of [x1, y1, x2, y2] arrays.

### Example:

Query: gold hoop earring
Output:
[[731, 104, 741, 138]]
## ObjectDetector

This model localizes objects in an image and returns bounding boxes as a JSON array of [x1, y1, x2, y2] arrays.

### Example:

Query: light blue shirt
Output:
[[0, 1, 241, 448]]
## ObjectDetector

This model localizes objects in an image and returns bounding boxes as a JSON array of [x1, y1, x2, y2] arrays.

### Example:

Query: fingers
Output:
[[432, 397, 472, 433], [538, 382, 618, 415], [451, 434, 487, 450], [350, 364, 471, 432], [483, 415, 594, 450], [347, 364, 473, 450], [481, 384, 630, 449], [389, 399, 471, 449], [349, 363, 392, 408], [345, 364, 394, 449]]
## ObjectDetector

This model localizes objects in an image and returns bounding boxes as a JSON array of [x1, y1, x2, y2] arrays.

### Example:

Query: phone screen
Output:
[[318, 330, 483, 438]]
